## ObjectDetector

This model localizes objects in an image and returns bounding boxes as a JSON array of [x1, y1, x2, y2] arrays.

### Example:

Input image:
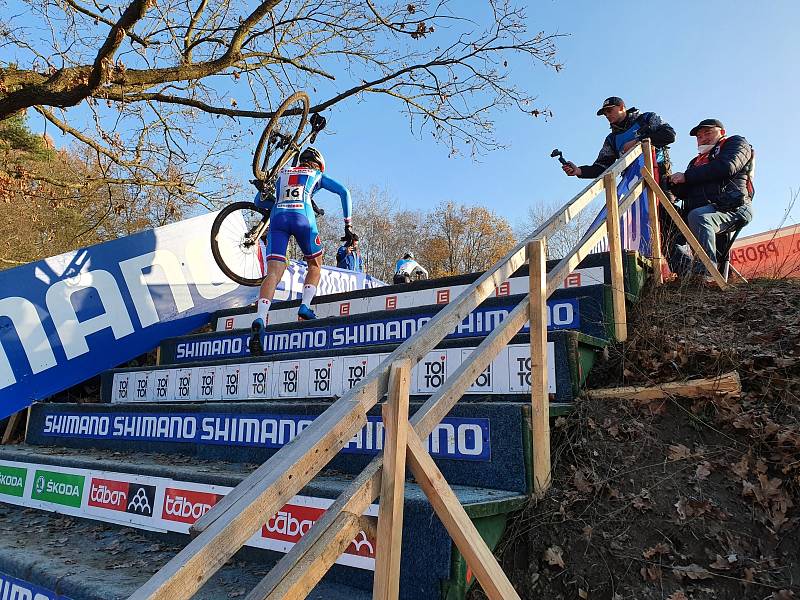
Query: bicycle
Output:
[[210, 91, 327, 286]]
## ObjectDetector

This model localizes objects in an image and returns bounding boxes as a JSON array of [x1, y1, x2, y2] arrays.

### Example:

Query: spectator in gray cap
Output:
[[668, 119, 754, 277]]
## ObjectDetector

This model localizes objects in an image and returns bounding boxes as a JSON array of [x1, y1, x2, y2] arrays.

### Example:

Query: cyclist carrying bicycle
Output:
[[250, 146, 355, 355]]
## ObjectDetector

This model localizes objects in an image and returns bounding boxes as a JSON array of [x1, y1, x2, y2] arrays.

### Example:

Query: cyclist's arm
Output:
[[319, 174, 352, 223], [414, 262, 429, 277]]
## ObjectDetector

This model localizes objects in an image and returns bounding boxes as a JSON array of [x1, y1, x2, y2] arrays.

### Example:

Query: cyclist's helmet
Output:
[[299, 146, 325, 172], [403, 252, 414, 260]]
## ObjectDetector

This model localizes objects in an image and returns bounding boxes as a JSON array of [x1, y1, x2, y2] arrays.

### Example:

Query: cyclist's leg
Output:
[[295, 215, 325, 319], [251, 215, 291, 353], [257, 214, 291, 315]]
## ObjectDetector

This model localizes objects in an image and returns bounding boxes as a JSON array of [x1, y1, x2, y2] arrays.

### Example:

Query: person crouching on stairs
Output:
[[249, 146, 355, 355]]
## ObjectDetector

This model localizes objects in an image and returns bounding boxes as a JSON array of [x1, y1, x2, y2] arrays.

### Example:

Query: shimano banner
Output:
[[0, 212, 382, 418], [40, 411, 491, 461], [590, 156, 652, 255]]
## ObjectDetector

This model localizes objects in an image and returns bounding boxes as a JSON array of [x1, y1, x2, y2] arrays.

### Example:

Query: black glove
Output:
[[341, 224, 358, 244]]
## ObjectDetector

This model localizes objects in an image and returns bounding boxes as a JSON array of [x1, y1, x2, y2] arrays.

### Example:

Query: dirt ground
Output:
[[471, 278, 800, 600]]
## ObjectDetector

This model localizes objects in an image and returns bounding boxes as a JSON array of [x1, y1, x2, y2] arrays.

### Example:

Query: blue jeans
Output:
[[674, 203, 752, 274]]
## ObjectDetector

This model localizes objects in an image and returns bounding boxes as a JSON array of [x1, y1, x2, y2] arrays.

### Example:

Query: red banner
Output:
[[729, 224, 800, 278]]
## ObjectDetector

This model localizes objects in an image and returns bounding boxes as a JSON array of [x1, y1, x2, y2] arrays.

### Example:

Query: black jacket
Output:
[[672, 135, 753, 213], [578, 108, 676, 179]]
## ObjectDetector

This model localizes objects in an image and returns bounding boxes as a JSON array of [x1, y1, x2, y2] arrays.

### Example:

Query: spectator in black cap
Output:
[[561, 97, 675, 180], [562, 96, 680, 270], [668, 119, 754, 277]]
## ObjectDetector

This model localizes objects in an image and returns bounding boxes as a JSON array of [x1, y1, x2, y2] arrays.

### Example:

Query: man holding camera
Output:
[[561, 96, 675, 181], [562, 97, 681, 270], [336, 236, 364, 272], [668, 119, 754, 276]]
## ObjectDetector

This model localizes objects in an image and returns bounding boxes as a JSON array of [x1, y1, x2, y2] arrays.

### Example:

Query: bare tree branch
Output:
[[63, 0, 150, 46], [1, 0, 562, 207]]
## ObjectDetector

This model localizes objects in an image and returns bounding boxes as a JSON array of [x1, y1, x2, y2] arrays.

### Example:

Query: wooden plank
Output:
[[604, 172, 628, 342], [2, 409, 23, 445], [129, 398, 367, 600], [641, 170, 729, 289], [131, 146, 648, 600], [174, 128, 639, 546], [527, 240, 551, 497], [24, 407, 30, 443], [245, 184, 645, 596], [248, 464, 383, 598], [589, 371, 741, 401], [405, 428, 521, 600], [249, 512, 361, 600], [545, 180, 643, 299], [642, 140, 664, 284], [373, 361, 411, 600]]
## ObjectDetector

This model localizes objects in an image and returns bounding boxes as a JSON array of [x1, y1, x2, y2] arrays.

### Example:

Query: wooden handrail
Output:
[[130, 143, 646, 600], [239, 164, 646, 600]]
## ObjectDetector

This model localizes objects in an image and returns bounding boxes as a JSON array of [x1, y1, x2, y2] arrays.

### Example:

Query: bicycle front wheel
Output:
[[252, 91, 310, 181], [211, 202, 272, 286]]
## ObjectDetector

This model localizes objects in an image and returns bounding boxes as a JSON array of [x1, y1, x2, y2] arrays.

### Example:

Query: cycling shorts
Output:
[[265, 211, 324, 262]]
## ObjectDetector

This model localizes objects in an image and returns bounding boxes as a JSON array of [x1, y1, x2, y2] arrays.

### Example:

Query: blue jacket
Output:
[[579, 108, 676, 179], [336, 244, 364, 272]]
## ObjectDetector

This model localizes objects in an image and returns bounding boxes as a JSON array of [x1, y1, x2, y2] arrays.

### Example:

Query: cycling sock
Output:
[[256, 298, 271, 321], [301, 284, 317, 307]]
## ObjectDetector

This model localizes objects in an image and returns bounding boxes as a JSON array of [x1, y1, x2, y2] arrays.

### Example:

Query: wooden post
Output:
[[234, 180, 647, 600], [527, 239, 550, 496], [373, 361, 411, 600], [604, 173, 628, 342], [641, 139, 664, 284], [2, 409, 24, 445], [641, 170, 729, 289], [405, 429, 521, 600]]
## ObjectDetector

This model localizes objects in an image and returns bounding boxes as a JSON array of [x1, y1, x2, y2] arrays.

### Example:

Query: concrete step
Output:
[[161, 287, 610, 366], [0, 445, 524, 599], [0, 501, 370, 600], [102, 331, 606, 405], [210, 251, 651, 331], [212, 255, 612, 330], [26, 401, 558, 494]]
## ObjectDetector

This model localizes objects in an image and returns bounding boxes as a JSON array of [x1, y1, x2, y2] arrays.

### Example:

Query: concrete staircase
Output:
[[0, 251, 650, 599]]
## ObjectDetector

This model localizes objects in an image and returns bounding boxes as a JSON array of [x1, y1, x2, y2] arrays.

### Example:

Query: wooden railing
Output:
[[129, 140, 730, 600]]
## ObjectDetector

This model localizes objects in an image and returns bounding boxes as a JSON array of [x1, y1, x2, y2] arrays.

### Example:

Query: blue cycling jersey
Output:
[[256, 166, 351, 223], [256, 166, 351, 263]]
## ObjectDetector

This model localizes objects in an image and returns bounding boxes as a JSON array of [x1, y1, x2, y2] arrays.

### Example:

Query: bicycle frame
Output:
[[264, 114, 326, 183]]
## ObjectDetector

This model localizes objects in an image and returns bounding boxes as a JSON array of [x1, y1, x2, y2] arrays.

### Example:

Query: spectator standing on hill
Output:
[[336, 237, 365, 272]]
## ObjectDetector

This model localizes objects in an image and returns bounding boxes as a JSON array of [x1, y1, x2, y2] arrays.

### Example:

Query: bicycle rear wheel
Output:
[[211, 202, 272, 286], [252, 91, 310, 182]]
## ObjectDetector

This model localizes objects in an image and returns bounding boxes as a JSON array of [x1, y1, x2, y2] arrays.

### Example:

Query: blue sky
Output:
[[314, 0, 799, 236], [14, 0, 800, 236]]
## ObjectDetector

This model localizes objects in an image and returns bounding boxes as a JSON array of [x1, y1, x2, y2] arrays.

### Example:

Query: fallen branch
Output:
[[587, 371, 741, 401]]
